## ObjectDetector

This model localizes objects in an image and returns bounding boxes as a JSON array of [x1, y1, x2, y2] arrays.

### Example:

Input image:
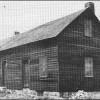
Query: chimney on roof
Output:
[[85, 2, 95, 13], [14, 31, 20, 35]]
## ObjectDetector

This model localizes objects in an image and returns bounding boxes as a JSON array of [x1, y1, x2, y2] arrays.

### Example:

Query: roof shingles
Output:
[[0, 8, 86, 51]]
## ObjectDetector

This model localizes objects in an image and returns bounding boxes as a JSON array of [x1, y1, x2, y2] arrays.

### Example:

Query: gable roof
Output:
[[0, 8, 88, 51]]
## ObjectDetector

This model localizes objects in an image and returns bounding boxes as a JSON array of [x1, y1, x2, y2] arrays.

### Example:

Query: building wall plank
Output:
[[58, 13, 100, 92], [0, 39, 59, 91]]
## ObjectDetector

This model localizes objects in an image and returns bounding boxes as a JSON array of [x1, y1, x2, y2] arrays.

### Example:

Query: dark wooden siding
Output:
[[0, 39, 59, 91], [58, 12, 100, 92]]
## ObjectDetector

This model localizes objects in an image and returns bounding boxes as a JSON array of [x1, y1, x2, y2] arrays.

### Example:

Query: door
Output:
[[2, 61, 6, 86], [22, 59, 30, 88]]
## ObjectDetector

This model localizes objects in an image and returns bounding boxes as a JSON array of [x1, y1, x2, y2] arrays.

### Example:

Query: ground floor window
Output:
[[85, 57, 93, 77], [39, 56, 47, 77], [30, 57, 47, 78]]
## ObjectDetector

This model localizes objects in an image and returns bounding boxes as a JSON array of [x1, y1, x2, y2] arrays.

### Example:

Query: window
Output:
[[84, 18, 92, 37], [85, 57, 93, 77], [2, 61, 7, 86], [39, 56, 47, 77]]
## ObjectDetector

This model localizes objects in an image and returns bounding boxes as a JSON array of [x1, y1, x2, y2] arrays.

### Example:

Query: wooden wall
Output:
[[0, 10, 100, 92], [0, 38, 59, 91], [58, 11, 100, 92]]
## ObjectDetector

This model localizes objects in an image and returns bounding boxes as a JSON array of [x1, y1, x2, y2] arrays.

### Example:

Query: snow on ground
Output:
[[0, 87, 63, 99], [0, 87, 38, 99], [69, 90, 100, 99], [0, 87, 100, 99]]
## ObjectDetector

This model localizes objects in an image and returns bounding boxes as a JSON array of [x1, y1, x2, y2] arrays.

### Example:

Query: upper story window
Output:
[[84, 18, 92, 37], [85, 57, 93, 77]]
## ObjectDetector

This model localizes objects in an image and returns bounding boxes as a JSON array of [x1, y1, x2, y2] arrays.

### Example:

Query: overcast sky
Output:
[[0, 1, 100, 41]]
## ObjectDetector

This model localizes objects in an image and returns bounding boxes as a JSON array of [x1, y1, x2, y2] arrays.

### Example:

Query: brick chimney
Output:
[[14, 31, 20, 35], [85, 2, 95, 13]]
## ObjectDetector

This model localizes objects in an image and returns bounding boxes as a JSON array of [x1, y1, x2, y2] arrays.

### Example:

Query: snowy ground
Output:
[[0, 87, 100, 99]]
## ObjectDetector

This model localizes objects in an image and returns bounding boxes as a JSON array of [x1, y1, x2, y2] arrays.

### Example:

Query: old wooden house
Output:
[[0, 2, 100, 92]]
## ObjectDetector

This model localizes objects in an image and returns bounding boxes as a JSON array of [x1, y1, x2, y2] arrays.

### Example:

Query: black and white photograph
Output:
[[0, 1, 100, 99]]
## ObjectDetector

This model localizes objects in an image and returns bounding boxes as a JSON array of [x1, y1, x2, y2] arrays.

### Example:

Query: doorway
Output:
[[2, 61, 6, 86], [22, 59, 30, 88]]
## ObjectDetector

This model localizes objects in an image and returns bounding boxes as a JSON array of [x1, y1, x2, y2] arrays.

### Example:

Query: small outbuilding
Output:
[[0, 2, 100, 92]]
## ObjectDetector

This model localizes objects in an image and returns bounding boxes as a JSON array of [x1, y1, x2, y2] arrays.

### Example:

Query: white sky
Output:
[[0, 1, 100, 41]]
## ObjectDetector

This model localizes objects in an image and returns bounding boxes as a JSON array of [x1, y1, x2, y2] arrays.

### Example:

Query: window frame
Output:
[[85, 57, 93, 77], [39, 56, 47, 78], [84, 18, 92, 37]]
